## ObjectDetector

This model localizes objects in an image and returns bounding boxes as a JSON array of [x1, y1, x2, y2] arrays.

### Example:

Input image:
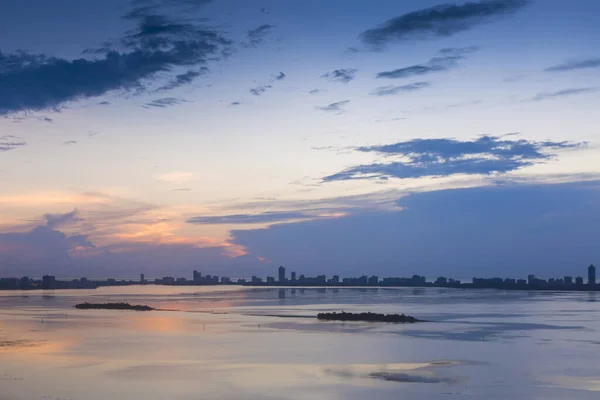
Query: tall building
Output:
[[42, 275, 56, 290], [291, 271, 296, 282], [140, 273, 145, 283], [588, 264, 596, 285], [278, 265, 286, 283], [193, 270, 201, 282]]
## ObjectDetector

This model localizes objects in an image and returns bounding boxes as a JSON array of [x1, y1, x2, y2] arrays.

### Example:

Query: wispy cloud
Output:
[[316, 100, 351, 113], [63, 140, 78, 145], [44, 209, 82, 229], [0, 0, 230, 115], [0, 135, 26, 152], [249, 72, 286, 96], [155, 171, 196, 183], [323, 135, 583, 182], [244, 24, 275, 48], [545, 58, 600, 72], [143, 97, 187, 108], [532, 87, 598, 101], [249, 84, 272, 96], [371, 82, 430, 96], [321, 68, 358, 83], [377, 47, 478, 79], [155, 68, 207, 92], [360, 0, 529, 49], [187, 211, 317, 225]]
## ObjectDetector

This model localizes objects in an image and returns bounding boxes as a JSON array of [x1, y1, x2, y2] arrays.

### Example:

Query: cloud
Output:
[[545, 58, 600, 72], [0, 2, 230, 115], [44, 209, 82, 229], [249, 72, 286, 96], [377, 46, 478, 79], [63, 140, 78, 145], [323, 135, 583, 182], [309, 89, 322, 95], [532, 87, 599, 101], [143, 97, 187, 108], [187, 211, 317, 225], [0, 135, 26, 152], [155, 171, 195, 183], [155, 68, 207, 91], [316, 100, 350, 113], [230, 101, 241, 106], [249, 84, 272, 96], [245, 24, 275, 48], [321, 69, 358, 83], [360, 0, 529, 49], [0, 225, 94, 265], [231, 181, 600, 278], [371, 82, 430, 96]]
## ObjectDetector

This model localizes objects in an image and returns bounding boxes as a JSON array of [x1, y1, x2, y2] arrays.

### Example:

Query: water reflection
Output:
[[1, 287, 600, 400]]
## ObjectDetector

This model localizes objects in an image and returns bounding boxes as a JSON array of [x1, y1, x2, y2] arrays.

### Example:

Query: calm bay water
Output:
[[1, 285, 600, 399]]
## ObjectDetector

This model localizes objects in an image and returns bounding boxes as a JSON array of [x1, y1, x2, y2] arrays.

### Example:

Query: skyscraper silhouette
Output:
[[588, 264, 596, 285]]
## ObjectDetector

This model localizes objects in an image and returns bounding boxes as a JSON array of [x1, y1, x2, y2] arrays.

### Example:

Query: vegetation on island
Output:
[[317, 311, 423, 323], [74, 302, 155, 311]]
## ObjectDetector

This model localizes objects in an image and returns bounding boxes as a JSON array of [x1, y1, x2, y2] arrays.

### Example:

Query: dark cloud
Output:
[[143, 97, 187, 108], [316, 100, 350, 113], [377, 47, 478, 79], [63, 140, 78, 145], [545, 58, 600, 72], [0, 135, 26, 152], [249, 72, 286, 96], [187, 211, 317, 225], [360, 0, 529, 49], [245, 24, 275, 48], [231, 181, 600, 278], [155, 68, 207, 91], [98, 101, 111, 106], [323, 135, 583, 181], [249, 84, 272, 96], [532, 87, 598, 101], [321, 68, 358, 83], [370, 82, 430, 96], [44, 209, 82, 229], [0, 225, 93, 266], [309, 89, 322, 95], [0, 2, 230, 115], [230, 101, 241, 106]]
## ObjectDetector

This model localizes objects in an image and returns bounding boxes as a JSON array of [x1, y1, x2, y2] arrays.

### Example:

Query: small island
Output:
[[74, 302, 155, 311], [317, 311, 423, 323]]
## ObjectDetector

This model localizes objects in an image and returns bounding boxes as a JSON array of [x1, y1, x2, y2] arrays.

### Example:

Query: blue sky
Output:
[[0, 0, 599, 279]]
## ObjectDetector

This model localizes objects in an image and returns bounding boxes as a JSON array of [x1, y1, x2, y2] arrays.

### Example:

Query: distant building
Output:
[[251, 276, 262, 284], [576, 276, 584, 285], [435, 277, 448, 285], [588, 264, 596, 285], [564, 276, 573, 285], [278, 266, 286, 283], [527, 274, 536, 285], [193, 270, 201, 283], [267, 276, 276, 284], [291, 271, 296, 282], [331, 275, 340, 284], [42, 275, 56, 290], [19, 276, 31, 290], [140, 273, 145, 283]]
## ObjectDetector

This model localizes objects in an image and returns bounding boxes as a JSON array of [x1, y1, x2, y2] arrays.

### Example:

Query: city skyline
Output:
[[1, 0, 600, 279], [2, 264, 598, 291]]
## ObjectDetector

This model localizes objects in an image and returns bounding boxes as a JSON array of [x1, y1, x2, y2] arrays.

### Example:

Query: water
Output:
[[1, 286, 600, 399]]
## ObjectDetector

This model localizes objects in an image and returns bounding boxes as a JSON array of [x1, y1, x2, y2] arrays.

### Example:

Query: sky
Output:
[[0, 0, 599, 280]]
